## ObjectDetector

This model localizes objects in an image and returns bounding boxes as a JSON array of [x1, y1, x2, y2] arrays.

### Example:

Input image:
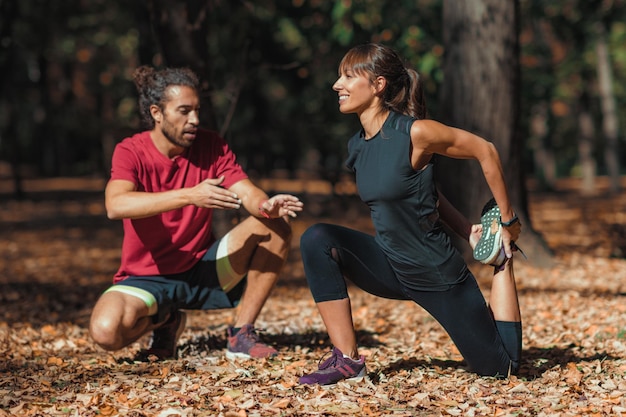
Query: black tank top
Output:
[[345, 111, 467, 291]]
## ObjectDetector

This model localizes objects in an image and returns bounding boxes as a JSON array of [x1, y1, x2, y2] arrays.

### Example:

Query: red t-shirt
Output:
[[109, 129, 248, 283]]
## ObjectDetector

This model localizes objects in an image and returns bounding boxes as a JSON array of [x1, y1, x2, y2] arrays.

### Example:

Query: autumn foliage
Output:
[[1, 178, 625, 416]]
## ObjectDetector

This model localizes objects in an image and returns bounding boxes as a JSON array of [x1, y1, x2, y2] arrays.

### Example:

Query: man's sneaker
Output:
[[299, 347, 366, 385], [226, 324, 278, 359], [140, 310, 187, 360], [473, 198, 505, 267]]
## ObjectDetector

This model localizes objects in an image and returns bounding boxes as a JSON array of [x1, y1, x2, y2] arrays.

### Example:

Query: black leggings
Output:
[[300, 223, 521, 377]]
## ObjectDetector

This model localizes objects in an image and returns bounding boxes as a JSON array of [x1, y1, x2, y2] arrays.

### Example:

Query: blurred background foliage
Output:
[[0, 0, 624, 189]]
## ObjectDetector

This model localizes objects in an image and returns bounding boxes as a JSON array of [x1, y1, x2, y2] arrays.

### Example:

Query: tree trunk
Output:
[[438, 0, 553, 266], [100, 90, 115, 176], [528, 17, 557, 191], [578, 91, 597, 196], [529, 101, 557, 190], [147, 0, 237, 237], [0, 0, 24, 198], [148, 0, 218, 130], [595, 21, 621, 194]]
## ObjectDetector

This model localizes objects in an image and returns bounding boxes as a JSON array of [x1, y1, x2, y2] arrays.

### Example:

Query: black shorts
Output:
[[106, 236, 246, 324]]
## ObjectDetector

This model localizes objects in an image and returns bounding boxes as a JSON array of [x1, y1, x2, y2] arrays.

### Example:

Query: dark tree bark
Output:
[[148, 0, 218, 130], [529, 101, 557, 190], [134, 2, 158, 67], [0, 0, 23, 198], [528, 17, 557, 191], [146, 0, 241, 237], [595, 21, 621, 194], [438, 0, 553, 266], [577, 90, 597, 196]]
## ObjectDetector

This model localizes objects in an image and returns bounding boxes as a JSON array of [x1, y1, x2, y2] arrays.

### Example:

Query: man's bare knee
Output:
[[90, 316, 123, 351]]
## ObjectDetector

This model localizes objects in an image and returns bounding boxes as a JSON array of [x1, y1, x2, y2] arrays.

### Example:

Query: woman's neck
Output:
[[359, 109, 390, 139]]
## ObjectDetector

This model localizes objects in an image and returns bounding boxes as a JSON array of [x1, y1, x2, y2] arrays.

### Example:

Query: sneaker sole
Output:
[[300, 367, 368, 386], [322, 372, 368, 386], [225, 350, 252, 360], [473, 203, 503, 264], [225, 350, 278, 360], [350, 367, 367, 379]]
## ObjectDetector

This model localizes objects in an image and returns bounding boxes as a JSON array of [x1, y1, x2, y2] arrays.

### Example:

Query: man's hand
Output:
[[259, 194, 304, 219], [190, 176, 242, 209]]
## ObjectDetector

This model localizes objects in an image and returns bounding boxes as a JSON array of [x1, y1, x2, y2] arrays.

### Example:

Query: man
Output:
[[89, 66, 303, 360]]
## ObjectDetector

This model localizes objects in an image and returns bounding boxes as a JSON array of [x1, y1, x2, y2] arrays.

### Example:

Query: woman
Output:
[[299, 43, 522, 385]]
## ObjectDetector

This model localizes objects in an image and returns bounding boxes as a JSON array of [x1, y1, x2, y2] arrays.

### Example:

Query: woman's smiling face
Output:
[[332, 67, 378, 115]]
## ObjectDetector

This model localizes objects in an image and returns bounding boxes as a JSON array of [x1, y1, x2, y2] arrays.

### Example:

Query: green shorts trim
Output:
[[106, 233, 246, 324], [216, 233, 245, 292], [105, 285, 158, 316]]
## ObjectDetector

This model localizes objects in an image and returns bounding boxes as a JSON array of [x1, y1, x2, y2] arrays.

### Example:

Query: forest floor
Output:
[[0, 177, 625, 416]]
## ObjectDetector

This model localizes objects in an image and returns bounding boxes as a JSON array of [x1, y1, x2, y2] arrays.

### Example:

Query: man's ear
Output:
[[150, 104, 162, 124]]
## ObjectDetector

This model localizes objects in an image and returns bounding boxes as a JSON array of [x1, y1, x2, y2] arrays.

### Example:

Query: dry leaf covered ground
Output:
[[0, 177, 625, 416]]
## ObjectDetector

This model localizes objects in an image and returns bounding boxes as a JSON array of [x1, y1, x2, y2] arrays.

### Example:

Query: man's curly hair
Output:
[[133, 66, 199, 129]]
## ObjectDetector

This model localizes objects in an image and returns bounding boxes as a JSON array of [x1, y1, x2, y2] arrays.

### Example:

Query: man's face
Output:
[[156, 85, 200, 148]]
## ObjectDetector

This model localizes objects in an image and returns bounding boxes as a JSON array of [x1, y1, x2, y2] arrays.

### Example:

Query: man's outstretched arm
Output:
[[105, 176, 242, 220]]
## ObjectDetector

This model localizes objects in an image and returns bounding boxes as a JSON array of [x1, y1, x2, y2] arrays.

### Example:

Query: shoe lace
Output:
[[239, 326, 264, 344], [494, 242, 529, 271], [512, 242, 527, 259], [317, 349, 340, 370]]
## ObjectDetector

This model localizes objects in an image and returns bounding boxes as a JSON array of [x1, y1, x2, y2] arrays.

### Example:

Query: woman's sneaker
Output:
[[299, 347, 366, 385], [473, 198, 506, 267], [473, 198, 526, 270]]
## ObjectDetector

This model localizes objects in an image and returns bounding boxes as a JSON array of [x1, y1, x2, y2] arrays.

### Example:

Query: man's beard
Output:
[[161, 120, 192, 148]]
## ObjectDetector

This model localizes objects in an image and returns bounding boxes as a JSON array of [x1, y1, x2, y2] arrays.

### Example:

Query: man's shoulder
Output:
[[117, 131, 151, 150]]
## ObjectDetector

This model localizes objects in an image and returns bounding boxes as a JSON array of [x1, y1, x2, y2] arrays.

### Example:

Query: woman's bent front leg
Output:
[[300, 223, 407, 356]]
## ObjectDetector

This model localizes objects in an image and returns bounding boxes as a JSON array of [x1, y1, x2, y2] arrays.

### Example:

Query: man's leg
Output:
[[89, 289, 159, 351], [221, 215, 292, 327]]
